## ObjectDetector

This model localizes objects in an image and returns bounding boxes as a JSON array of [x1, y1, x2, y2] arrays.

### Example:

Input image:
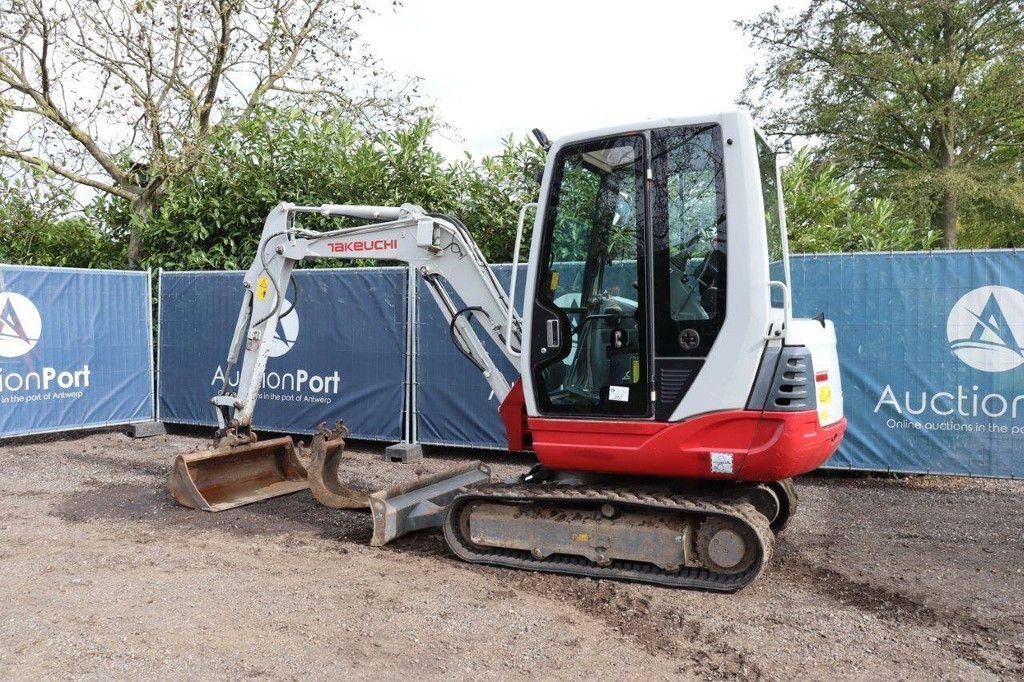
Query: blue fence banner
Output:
[[0, 265, 153, 437], [158, 268, 407, 440], [414, 264, 527, 448], [414, 254, 1024, 477], [153, 252, 1024, 478], [792, 251, 1024, 477]]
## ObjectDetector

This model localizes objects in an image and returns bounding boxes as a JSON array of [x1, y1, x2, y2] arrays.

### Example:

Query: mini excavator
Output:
[[169, 112, 846, 591]]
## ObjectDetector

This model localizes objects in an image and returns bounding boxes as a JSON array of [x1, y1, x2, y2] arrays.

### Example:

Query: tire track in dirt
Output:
[[779, 545, 1023, 678], [438, 558, 770, 681], [48, 476, 764, 678]]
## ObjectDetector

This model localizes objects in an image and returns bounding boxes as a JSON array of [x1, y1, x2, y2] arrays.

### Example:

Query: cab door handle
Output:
[[546, 318, 561, 348]]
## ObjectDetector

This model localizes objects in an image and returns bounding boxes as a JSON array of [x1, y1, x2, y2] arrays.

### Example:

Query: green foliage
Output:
[[450, 135, 546, 262], [547, 158, 600, 263], [0, 179, 124, 267], [89, 110, 543, 270], [781, 150, 941, 253], [740, 1, 1024, 248]]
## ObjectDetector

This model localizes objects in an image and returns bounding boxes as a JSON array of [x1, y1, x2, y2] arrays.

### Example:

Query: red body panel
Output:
[[526, 411, 845, 481], [499, 380, 530, 451], [498, 380, 845, 482]]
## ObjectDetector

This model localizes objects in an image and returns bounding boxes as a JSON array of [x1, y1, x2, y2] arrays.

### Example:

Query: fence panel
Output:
[[158, 268, 407, 440], [154, 251, 1024, 478], [792, 251, 1024, 477], [414, 253, 1024, 478], [0, 265, 153, 437], [414, 264, 525, 448]]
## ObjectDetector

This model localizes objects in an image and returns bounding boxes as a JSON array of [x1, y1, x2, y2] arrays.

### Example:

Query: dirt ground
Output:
[[0, 429, 1022, 680]]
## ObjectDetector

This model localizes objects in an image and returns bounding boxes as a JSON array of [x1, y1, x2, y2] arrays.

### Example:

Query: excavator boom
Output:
[[169, 202, 524, 512]]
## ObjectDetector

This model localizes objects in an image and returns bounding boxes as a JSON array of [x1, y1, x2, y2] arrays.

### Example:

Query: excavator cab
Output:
[[520, 113, 844, 482], [526, 122, 731, 422]]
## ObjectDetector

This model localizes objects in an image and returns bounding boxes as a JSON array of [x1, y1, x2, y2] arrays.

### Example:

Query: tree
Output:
[[0, 0, 421, 266], [451, 135, 545, 262], [781, 149, 941, 252], [0, 177, 123, 267], [740, 1, 1024, 248], [89, 109, 543, 270]]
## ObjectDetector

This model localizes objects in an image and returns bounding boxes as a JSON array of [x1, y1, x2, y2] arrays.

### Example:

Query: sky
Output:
[[361, 0, 792, 158]]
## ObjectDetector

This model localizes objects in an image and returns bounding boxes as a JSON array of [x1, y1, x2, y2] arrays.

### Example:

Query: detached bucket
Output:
[[307, 431, 371, 510], [169, 436, 308, 512]]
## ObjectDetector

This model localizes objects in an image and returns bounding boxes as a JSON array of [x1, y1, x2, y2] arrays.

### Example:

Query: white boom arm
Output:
[[210, 202, 523, 437]]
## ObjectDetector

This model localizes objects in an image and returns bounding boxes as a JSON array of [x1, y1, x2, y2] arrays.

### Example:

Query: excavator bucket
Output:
[[301, 428, 491, 544], [168, 436, 308, 512], [306, 429, 371, 510]]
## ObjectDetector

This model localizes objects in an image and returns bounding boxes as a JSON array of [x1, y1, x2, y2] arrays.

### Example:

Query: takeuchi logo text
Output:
[[328, 239, 398, 253]]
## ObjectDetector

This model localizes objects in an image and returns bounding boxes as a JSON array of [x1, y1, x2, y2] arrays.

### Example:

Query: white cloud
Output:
[[361, 0, 789, 158]]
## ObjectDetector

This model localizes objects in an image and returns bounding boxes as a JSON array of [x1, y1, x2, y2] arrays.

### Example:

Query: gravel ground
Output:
[[0, 428, 1022, 680]]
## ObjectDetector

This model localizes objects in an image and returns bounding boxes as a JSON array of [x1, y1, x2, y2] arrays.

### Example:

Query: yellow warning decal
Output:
[[818, 386, 832, 404], [550, 271, 560, 291], [256, 277, 269, 301], [573, 532, 590, 543]]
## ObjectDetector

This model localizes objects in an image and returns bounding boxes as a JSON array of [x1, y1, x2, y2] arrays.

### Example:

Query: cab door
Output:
[[528, 134, 652, 418]]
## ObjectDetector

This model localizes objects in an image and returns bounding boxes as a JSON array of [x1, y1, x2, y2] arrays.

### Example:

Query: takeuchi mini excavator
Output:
[[169, 111, 847, 591]]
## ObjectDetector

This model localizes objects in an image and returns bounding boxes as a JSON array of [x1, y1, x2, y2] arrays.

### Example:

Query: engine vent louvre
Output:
[[654, 360, 702, 421], [766, 348, 815, 411]]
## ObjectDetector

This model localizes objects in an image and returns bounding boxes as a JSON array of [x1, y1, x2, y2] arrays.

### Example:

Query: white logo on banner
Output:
[[268, 300, 299, 358], [0, 292, 42, 358], [947, 286, 1024, 373]]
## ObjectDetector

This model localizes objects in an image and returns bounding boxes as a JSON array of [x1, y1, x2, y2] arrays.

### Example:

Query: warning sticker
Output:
[[608, 385, 629, 402], [710, 451, 734, 474], [256, 277, 269, 301]]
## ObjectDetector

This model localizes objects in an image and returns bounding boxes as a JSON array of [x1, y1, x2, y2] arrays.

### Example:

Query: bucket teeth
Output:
[[168, 436, 308, 512]]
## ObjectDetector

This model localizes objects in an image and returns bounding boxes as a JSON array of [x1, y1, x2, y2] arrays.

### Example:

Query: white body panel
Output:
[[668, 112, 771, 420], [789, 319, 845, 426]]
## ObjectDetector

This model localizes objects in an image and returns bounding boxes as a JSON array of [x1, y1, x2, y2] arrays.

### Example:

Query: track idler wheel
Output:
[[305, 421, 370, 509], [696, 515, 760, 574], [766, 478, 798, 533]]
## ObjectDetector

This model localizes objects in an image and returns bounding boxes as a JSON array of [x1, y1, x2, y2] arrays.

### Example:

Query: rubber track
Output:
[[443, 484, 774, 593]]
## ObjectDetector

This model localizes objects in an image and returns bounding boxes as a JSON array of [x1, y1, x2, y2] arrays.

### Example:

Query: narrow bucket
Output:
[[307, 431, 371, 510], [168, 436, 308, 512]]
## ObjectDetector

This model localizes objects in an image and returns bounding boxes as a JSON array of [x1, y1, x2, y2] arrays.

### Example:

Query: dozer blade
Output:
[[369, 461, 491, 546], [168, 436, 308, 512]]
